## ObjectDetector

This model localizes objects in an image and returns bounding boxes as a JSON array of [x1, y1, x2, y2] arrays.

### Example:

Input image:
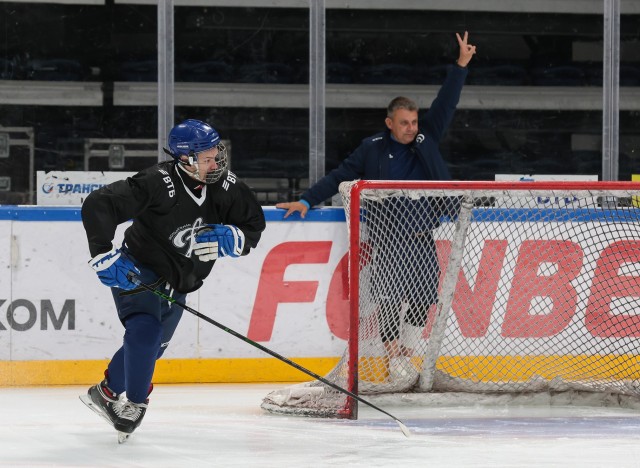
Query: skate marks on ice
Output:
[[350, 406, 640, 439], [2, 384, 640, 467], [353, 389, 640, 438]]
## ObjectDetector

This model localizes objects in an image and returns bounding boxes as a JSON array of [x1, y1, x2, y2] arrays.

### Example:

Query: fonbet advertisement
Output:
[[3, 197, 640, 388], [2, 205, 639, 364]]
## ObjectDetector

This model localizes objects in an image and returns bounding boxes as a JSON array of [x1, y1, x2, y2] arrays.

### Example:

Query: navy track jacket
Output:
[[301, 64, 468, 207]]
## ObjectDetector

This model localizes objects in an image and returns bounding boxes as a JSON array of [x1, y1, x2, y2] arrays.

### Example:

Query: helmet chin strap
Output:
[[186, 150, 209, 183], [164, 147, 199, 172], [187, 150, 196, 166], [193, 165, 206, 183], [177, 161, 206, 183]]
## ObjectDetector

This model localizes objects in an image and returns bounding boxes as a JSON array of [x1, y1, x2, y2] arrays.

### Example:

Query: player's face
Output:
[[385, 108, 418, 144], [187, 147, 219, 182]]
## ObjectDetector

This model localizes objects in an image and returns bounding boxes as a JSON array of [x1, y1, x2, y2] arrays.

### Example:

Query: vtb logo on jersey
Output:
[[221, 171, 237, 191], [169, 217, 206, 258], [158, 169, 175, 197]]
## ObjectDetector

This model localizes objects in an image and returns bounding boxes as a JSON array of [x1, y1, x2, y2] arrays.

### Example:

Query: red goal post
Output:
[[262, 180, 640, 420]]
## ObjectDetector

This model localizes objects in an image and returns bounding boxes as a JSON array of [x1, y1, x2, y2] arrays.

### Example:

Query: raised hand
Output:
[[455, 31, 477, 67]]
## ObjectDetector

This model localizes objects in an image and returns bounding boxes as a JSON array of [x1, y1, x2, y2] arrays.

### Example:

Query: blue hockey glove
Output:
[[89, 247, 141, 290], [194, 224, 245, 261]]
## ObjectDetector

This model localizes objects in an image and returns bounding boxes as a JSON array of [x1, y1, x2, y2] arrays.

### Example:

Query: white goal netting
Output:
[[262, 180, 640, 419]]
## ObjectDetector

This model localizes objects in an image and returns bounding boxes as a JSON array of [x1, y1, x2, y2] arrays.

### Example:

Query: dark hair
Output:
[[386, 96, 418, 118]]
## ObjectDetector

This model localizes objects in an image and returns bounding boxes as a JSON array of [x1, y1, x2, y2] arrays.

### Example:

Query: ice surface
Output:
[[2, 383, 640, 467]]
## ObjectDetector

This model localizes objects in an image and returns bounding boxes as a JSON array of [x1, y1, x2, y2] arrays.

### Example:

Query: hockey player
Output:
[[80, 119, 266, 442]]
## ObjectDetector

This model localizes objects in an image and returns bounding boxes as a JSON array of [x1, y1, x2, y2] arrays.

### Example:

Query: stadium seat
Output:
[[119, 60, 157, 82], [178, 60, 234, 83], [531, 64, 586, 86], [0, 58, 16, 79], [469, 64, 528, 86], [414, 64, 451, 85], [327, 62, 354, 84], [26, 59, 87, 81], [357, 63, 413, 84], [236, 62, 294, 84]]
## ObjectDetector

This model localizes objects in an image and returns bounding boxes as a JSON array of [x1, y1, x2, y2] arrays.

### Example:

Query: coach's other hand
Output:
[[276, 201, 309, 219]]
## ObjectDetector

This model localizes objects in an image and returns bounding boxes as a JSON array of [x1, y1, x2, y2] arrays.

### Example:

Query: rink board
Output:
[[1, 206, 640, 385]]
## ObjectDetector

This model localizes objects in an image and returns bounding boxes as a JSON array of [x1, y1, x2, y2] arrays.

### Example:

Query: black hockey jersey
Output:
[[81, 161, 266, 293]]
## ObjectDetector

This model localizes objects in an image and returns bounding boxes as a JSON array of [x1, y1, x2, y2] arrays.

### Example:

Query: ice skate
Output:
[[113, 399, 148, 443], [79, 378, 121, 428], [80, 378, 150, 443]]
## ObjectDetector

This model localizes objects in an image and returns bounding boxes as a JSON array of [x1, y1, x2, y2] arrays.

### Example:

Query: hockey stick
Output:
[[128, 275, 411, 437]]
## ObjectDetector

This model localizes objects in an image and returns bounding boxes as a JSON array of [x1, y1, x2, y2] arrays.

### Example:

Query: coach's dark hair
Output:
[[387, 96, 418, 118]]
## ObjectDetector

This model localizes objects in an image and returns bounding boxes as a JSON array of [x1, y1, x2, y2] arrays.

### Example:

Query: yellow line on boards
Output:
[[3, 354, 636, 386], [0, 357, 340, 386]]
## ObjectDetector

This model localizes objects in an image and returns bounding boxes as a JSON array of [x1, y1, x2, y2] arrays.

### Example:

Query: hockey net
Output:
[[261, 180, 640, 419]]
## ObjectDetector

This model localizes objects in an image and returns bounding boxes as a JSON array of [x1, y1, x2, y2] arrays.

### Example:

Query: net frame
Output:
[[262, 180, 640, 420]]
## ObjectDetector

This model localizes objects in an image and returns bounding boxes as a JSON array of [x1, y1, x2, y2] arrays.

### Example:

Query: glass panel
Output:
[[176, 105, 308, 204], [0, 3, 158, 203], [114, 4, 158, 82], [175, 7, 308, 84], [621, 111, 640, 182], [174, 6, 309, 204], [327, 9, 603, 87], [325, 8, 605, 190], [0, 3, 105, 82], [1, 2, 634, 204], [326, 109, 604, 181], [620, 3, 640, 182]]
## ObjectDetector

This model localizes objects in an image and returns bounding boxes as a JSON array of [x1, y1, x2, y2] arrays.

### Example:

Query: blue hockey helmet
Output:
[[166, 119, 228, 184]]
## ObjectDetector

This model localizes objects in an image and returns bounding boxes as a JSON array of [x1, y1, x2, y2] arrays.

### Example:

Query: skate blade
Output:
[[79, 394, 115, 428], [118, 431, 131, 444]]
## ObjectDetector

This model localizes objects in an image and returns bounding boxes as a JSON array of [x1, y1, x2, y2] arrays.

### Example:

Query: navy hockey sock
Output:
[[123, 313, 162, 403]]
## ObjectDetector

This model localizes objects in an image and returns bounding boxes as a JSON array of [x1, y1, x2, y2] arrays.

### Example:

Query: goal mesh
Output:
[[261, 180, 640, 419]]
